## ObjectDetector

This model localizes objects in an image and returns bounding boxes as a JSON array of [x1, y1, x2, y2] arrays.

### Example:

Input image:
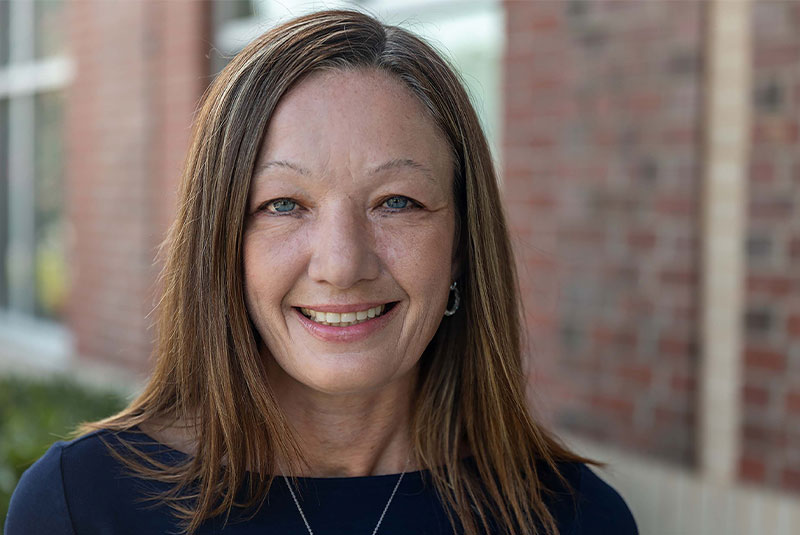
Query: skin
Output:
[[242, 69, 458, 477]]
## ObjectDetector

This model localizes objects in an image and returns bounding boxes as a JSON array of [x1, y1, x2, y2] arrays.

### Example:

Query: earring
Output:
[[444, 281, 460, 317]]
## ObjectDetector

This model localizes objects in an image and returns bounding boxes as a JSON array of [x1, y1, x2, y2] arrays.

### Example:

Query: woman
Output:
[[6, 10, 637, 535]]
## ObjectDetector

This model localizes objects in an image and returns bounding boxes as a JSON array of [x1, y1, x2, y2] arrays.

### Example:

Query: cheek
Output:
[[242, 230, 307, 319], [375, 217, 455, 290]]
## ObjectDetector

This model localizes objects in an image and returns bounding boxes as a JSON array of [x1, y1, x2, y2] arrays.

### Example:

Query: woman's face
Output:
[[243, 69, 457, 395]]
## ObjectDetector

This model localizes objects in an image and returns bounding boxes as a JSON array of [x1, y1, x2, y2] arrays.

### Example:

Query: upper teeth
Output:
[[300, 305, 386, 326]]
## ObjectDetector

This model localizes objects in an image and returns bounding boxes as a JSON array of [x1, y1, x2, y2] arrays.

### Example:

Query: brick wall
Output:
[[741, 0, 800, 492], [65, 1, 210, 373], [504, 0, 704, 466]]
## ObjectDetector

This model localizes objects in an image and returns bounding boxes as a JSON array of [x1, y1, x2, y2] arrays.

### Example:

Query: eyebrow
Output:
[[256, 160, 311, 176], [368, 158, 436, 183], [255, 158, 435, 182]]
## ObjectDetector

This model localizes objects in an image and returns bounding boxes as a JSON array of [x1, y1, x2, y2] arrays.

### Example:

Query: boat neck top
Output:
[[5, 427, 638, 534]]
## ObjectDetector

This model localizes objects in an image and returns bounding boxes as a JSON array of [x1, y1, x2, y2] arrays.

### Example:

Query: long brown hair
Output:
[[84, 9, 593, 534]]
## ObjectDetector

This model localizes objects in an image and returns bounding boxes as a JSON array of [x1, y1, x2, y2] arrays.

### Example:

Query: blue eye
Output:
[[268, 199, 297, 213], [383, 196, 410, 210]]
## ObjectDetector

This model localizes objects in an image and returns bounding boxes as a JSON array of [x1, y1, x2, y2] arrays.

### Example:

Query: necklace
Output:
[[282, 457, 410, 535]]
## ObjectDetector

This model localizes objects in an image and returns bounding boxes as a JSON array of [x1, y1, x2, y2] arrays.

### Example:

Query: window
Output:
[[0, 0, 71, 321], [212, 0, 504, 158], [0, 0, 73, 363]]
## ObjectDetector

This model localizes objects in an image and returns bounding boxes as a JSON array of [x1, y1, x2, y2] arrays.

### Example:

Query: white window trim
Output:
[[0, 56, 75, 97], [0, 309, 73, 371]]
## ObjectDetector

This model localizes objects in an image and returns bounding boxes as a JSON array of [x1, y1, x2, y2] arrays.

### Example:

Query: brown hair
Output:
[[84, 9, 594, 534]]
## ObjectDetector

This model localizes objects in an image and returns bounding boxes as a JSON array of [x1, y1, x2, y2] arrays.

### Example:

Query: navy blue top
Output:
[[5, 429, 637, 534]]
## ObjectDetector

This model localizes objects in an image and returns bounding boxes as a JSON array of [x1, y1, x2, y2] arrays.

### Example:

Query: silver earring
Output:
[[444, 281, 460, 316]]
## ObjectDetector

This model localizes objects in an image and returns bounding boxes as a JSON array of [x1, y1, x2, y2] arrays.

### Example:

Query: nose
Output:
[[307, 203, 380, 289]]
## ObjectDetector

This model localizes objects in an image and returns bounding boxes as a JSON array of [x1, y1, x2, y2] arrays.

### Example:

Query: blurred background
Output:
[[0, 0, 798, 533]]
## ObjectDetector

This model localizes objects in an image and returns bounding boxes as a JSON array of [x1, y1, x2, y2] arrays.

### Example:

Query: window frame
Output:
[[0, 0, 74, 368]]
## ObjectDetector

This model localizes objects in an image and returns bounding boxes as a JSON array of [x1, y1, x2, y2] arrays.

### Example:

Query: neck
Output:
[[268, 363, 417, 478]]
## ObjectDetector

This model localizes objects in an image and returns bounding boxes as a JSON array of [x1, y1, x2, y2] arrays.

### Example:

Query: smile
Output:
[[298, 304, 393, 327]]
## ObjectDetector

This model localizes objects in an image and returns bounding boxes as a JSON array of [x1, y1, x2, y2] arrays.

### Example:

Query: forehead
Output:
[[258, 69, 452, 177]]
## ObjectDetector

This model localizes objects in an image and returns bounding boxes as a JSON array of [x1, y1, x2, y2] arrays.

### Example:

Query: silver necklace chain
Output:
[[282, 457, 410, 535]]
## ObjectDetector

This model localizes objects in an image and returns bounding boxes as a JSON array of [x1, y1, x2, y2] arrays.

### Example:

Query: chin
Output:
[[281, 355, 413, 396], [297, 365, 394, 395]]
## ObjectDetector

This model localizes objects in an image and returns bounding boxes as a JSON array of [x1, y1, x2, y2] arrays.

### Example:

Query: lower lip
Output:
[[293, 304, 398, 343]]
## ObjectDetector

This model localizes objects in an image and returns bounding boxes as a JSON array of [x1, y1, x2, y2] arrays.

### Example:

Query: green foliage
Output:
[[0, 374, 127, 529]]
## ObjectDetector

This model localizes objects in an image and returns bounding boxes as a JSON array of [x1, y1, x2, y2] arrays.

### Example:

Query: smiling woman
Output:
[[5, 9, 637, 535]]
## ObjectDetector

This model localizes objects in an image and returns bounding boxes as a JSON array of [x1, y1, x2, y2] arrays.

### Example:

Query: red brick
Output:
[[660, 126, 698, 145], [747, 275, 795, 296], [660, 336, 694, 358], [670, 373, 695, 393], [754, 117, 800, 144], [561, 227, 604, 244], [628, 92, 662, 113], [782, 468, 800, 491], [528, 75, 568, 91], [592, 326, 637, 349], [593, 127, 619, 147], [789, 237, 800, 260], [519, 14, 561, 33], [787, 315, 800, 337], [742, 423, 775, 446], [739, 455, 767, 483], [654, 406, 692, 427], [671, 303, 697, 323], [620, 299, 655, 321], [627, 231, 656, 250], [588, 394, 634, 420], [588, 95, 613, 116], [750, 161, 775, 182], [745, 347, 787, 372], [527, 134, 557, 148], [749, 198, 795, 220], [754, 43, 800, 69], [525, 194, 557, 209], [659, 269, 697, 286], [617, 364, 653, 387], [605, 264, 638, 283], [655, 196, 694, 216], [786, 391, 800, 413], [743, 385, 770, 407]]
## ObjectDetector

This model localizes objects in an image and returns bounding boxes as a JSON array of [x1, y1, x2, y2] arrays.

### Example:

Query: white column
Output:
[[699, 0, 752, 483]]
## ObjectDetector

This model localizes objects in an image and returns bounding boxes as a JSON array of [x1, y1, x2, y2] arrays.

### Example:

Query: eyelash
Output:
[[257, 196, 422, 216], [380, 195, 422, 212]]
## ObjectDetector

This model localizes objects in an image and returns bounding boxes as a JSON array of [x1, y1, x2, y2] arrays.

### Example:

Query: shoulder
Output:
[[6, 428, 181, 535], [549, 462, 638, 535], [5, 439, 75, 534]]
